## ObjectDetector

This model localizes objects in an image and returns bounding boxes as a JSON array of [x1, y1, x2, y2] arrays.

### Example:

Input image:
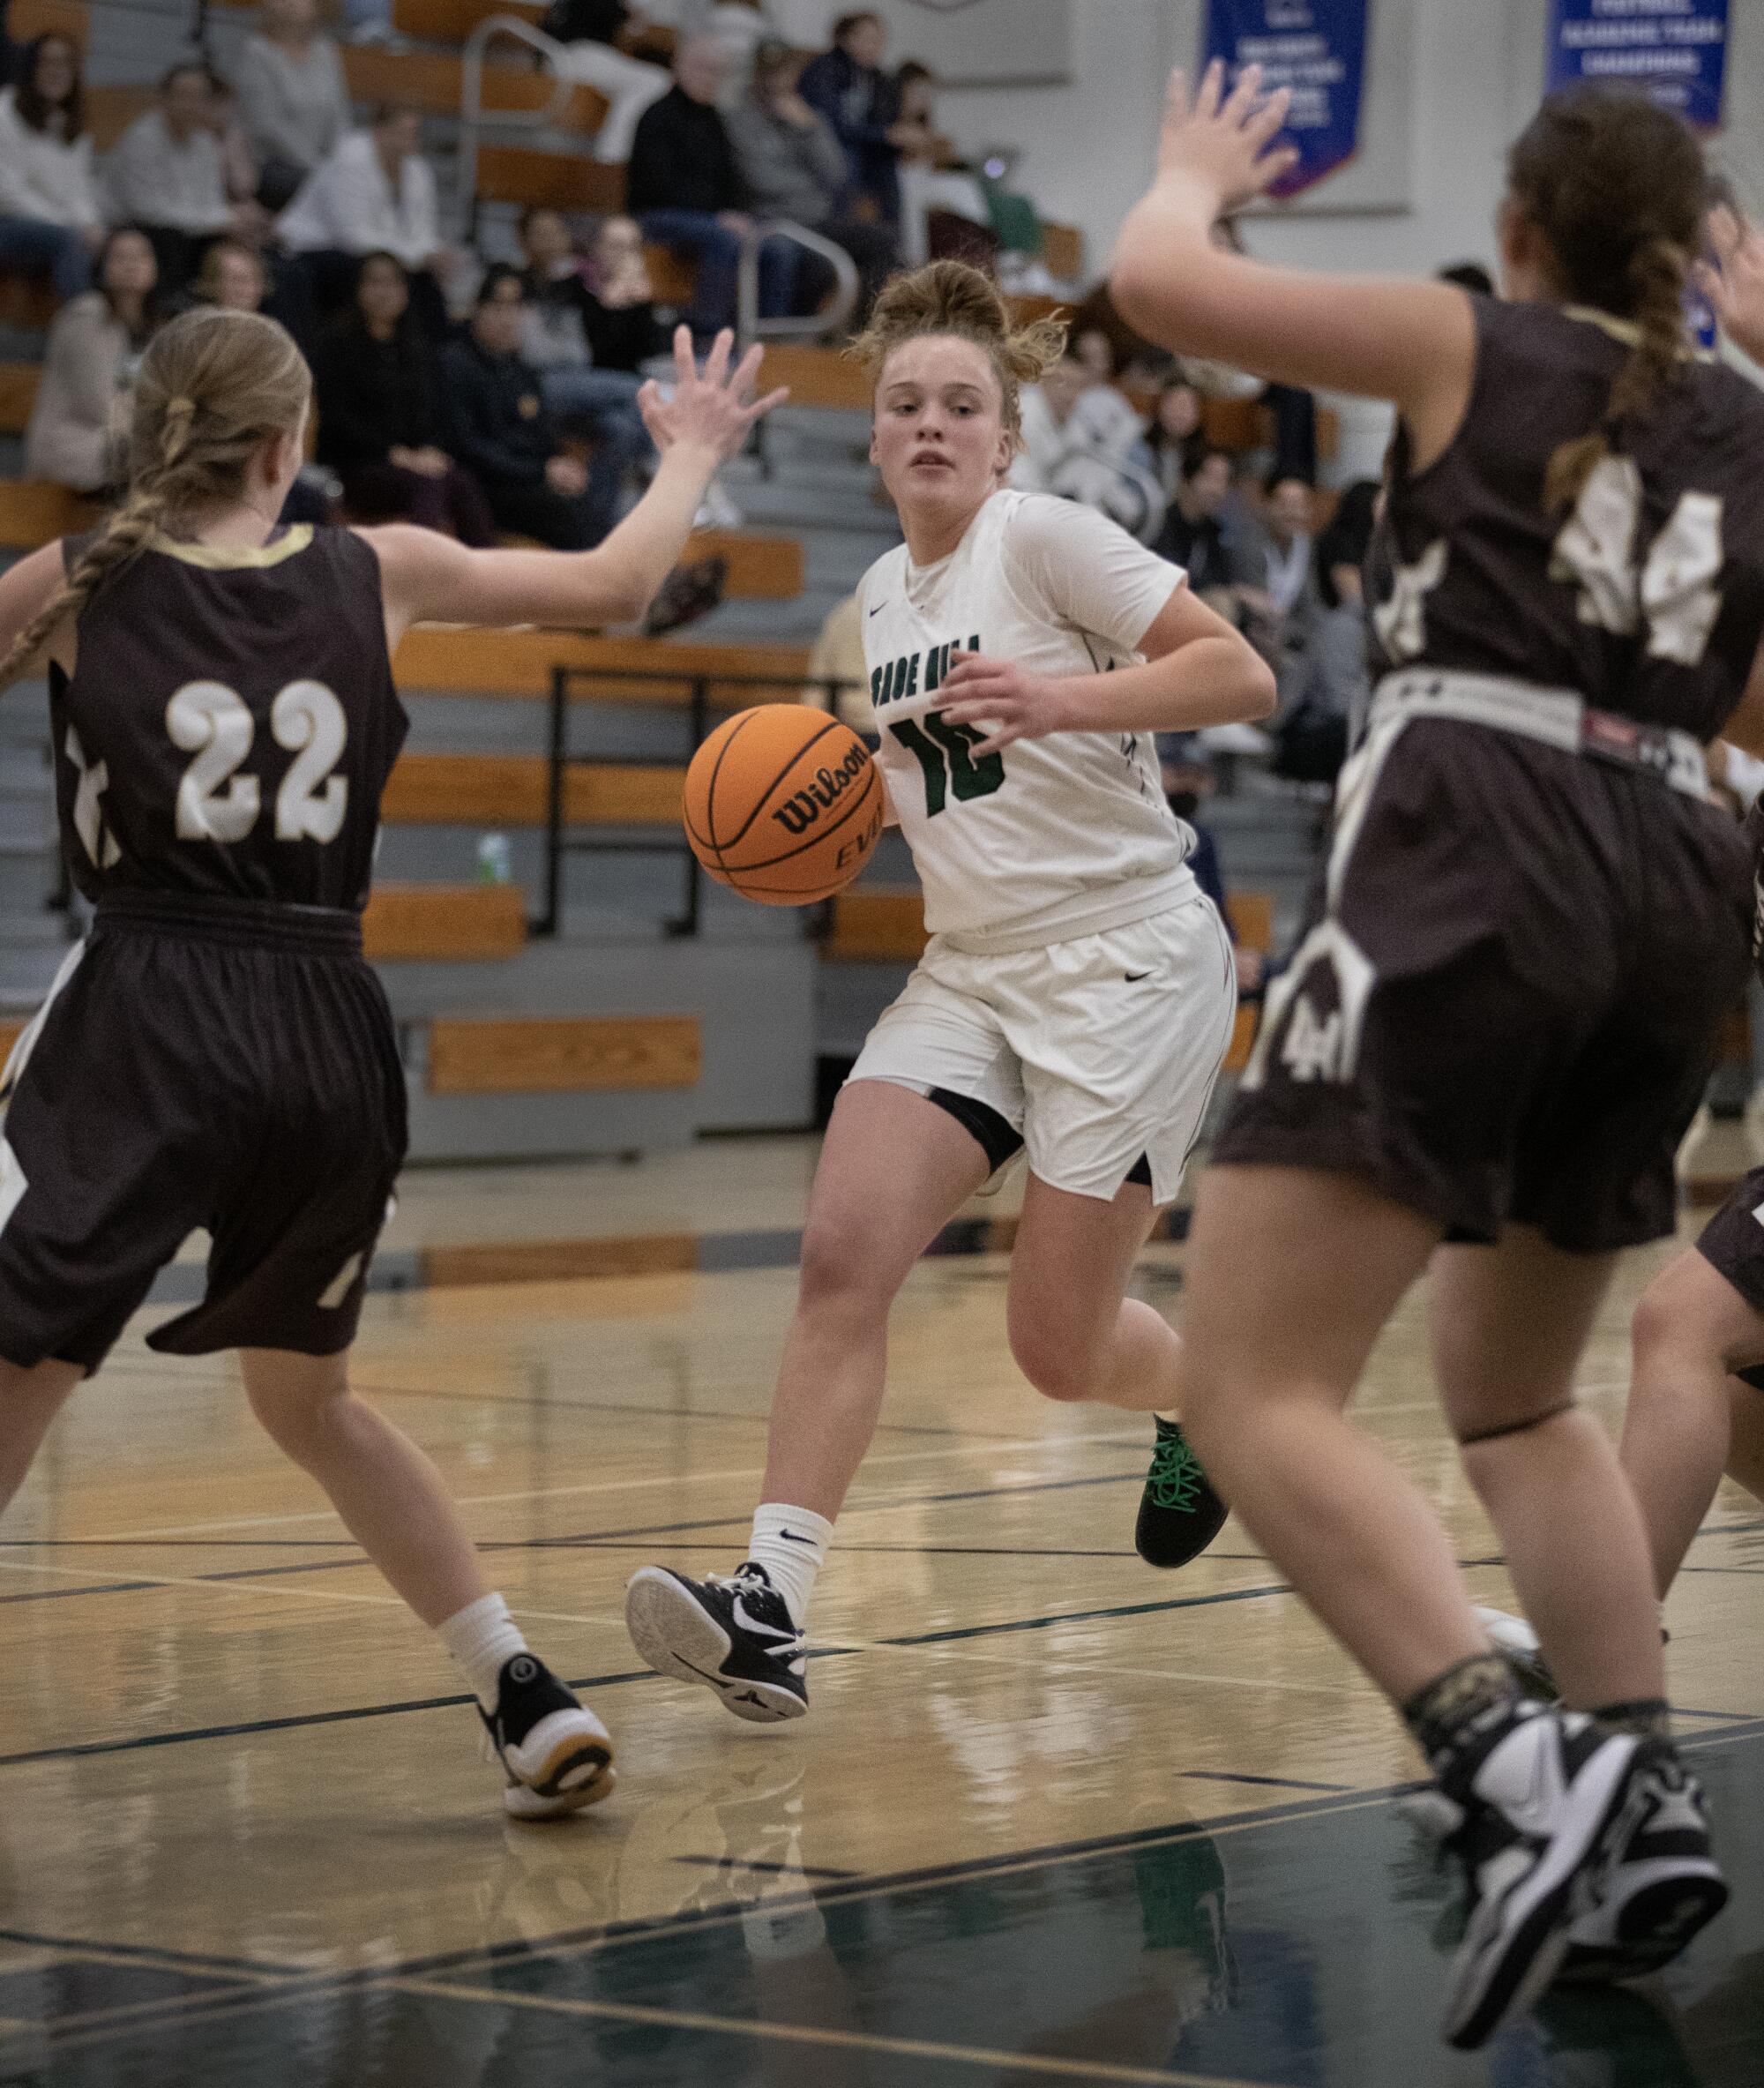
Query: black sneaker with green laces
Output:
[[1135, 1417, 1230, 1568]]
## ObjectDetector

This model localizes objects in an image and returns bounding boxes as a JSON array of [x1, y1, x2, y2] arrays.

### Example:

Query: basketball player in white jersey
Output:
[[626, 261, 1275, 1721]]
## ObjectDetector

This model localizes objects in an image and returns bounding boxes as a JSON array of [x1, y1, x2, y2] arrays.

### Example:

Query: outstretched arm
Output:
[[364, 329, 788, 647], [1110, 63, 1476, 468], [936, 584, 1274, 757]]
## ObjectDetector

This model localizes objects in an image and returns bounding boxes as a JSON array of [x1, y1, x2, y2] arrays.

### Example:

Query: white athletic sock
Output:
[[438, 1591, 529, 1710], [746, 1503, 833, 1630]]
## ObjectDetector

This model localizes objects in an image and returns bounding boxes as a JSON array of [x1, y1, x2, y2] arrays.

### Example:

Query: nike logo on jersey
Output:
[[1125, 970, 1153, 983], [871, 634, 982, 713], [868, 602, 885, 616]]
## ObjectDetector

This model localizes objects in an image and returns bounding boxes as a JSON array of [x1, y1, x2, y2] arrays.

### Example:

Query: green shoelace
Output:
[[1147, 1429, 1207, 1514]]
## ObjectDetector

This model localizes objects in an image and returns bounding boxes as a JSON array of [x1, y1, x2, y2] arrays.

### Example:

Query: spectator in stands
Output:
[[439, 265, 623, 549], [1136, 370, 1207, 509], [204, 70, 262, 213], [193, 235, 267, 312], [0, 34, 102, 302], [546, 1, 673, 164], [889, 61, 991, 269], [626, 36, 796, 341], [517, 206, 658, 528], [234, 0, 350, 212], [106, 63, 260, 296], [25, 223, 158, 492], [694, 0, 773, 104], [580, 212, 667, 371], [725, 39, 898, 318], [1152, 446, 1248, 608], [797, 11, 927, 229], [278, 104, 453, 338], [1012, 351, 1163, 543], [1238, 472, 1319, 713], [1305, 477, 1380, 748], [313, 251, 495, 540]]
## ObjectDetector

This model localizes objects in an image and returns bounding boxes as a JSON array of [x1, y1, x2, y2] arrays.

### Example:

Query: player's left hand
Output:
[[938, 651, 1078, 756], [1152, 61, 1297, 210], [1701, 206, 1764, 368]]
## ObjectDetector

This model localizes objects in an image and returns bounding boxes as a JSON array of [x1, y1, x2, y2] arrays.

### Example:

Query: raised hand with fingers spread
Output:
[[639, 325, 790, 462]]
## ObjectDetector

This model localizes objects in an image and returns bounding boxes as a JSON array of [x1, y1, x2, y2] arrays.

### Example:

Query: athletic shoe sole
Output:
[[1556, 1857, 1729, 1985], [625, 1567, 806, 1725], [1443, 1732, 1638, 2050], [499, 1709, 617, 1820]]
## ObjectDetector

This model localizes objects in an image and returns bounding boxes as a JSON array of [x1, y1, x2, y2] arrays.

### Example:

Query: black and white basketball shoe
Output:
[[1439, 1705, 1639, 2049], [625, 1562, 808, 1723], [1556, 1743, 1728, 1985], [479, 1654, 617, 1819]]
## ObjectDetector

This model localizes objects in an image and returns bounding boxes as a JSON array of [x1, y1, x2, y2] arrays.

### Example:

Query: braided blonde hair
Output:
[[0, 305, 311, 691], [850, 259, 1068, 447], [1505, 86, 1708, 515]]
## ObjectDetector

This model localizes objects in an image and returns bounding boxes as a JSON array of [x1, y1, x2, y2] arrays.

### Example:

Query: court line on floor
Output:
[[0, 1466, 1159, 1609], [0, 1575, 1313, 1769], [86, 1426, 1152, 1541], [385, 1978, 1280, 2088]]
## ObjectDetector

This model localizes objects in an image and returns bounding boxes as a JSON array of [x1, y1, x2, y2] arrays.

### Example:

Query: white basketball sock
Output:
[[747, 1503, 833, 1629], [438, 1590, 529, 1710]]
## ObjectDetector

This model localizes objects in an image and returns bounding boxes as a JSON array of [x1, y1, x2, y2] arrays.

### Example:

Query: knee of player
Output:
[[1631, 1254, 1729, 1376], [1008, 1321, 1098, 1404], [796, 1216, 894, 1320]]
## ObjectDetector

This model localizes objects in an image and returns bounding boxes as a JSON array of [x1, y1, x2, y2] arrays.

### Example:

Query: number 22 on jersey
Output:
[[889, 710, 1005, 817], [167, 678, 348, 845]]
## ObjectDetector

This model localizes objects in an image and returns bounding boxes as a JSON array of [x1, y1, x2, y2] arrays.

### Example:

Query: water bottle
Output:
[[475, 833, 513, 886]]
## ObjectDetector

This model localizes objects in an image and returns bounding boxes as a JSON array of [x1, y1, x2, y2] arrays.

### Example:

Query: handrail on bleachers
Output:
[[458, 14, 579, 243]]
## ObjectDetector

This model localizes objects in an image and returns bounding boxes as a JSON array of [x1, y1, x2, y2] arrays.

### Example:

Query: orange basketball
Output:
[[684, 705, 883, 904]]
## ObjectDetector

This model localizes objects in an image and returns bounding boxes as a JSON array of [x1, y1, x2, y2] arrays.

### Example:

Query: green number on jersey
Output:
[[889, 710, 1005, 818]]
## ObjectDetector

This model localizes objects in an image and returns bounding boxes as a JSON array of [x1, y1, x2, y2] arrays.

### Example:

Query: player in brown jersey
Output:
[[0, 306, 782, 1817], [1111, 71, 1764, 2047]]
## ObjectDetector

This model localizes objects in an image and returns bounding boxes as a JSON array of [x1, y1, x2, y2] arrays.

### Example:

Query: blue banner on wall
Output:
[[1201, 0, 1368, 198], [1546, 0, 1728, 131]]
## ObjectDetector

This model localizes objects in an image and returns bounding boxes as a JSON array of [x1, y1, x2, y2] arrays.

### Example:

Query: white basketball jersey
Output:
[[860, 489, 1195, 949]]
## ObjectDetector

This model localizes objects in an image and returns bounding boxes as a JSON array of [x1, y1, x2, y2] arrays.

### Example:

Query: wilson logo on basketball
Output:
[[770, 744, 871, 836]]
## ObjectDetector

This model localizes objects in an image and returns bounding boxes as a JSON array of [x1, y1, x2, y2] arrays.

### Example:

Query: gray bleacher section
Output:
[[0, 0, 1324, 1163]]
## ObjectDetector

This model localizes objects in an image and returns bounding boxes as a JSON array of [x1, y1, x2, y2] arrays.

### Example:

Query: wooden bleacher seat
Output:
[[340, 44, 606, 130], [1008, 293, 1070, 329], [684, 528, 803, 600], [756, 343, 871, 413], [380, 752, 685, 826], [361, 881, 527, 959], [0, 364, 41, 436], [0, 1017, 25, 1062], [644, 247, 699, 309], [11, 0, 86, 46], [0, 481, 97, 548], [1222, 887, 1275, 1074], [427, 1014, 700, 1093], [475, 142, 624, 216], [1202, 395, 1341, 466], [391, 625, 810, 700], [0, 278, 58, 333], [393, 0, 546, 39], [1040, 223, 1084, 281], [826, 888, 928, 964]]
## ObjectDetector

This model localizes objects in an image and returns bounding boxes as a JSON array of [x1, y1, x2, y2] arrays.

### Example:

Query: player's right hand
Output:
[[1152, 61, 1297, 212], [638, 327, 790, 465]]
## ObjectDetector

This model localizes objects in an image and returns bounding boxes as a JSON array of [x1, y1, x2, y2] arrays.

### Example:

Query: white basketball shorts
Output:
[[848, 896, 1237, 1205]]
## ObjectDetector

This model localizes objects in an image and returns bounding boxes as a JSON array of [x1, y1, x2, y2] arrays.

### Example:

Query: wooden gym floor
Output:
[[1, 1142, 1761, 2087]]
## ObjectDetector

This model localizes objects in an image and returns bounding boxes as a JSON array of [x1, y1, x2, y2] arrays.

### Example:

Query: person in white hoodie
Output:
[[277, 104, 454, 338], [0, 34, 103, 302]]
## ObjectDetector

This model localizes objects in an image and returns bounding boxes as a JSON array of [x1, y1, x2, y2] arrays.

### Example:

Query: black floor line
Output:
[[669, 1856, 860, 1880], [0, 1467, 1152, 1610], [0, 1578, 1295, 1770], [1179, 1770, 1351, 1793], [0, 1925, 275, 1979]]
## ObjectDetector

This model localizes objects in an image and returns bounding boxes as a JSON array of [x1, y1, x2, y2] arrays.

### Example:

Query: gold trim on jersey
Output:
[[145, 525, 315, 570], [1562, 305, 1713, 363]]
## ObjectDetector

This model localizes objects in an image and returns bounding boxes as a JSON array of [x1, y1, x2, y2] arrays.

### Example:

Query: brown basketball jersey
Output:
[[49, 525, 407, 910], [1368, 296, 1764, 741]]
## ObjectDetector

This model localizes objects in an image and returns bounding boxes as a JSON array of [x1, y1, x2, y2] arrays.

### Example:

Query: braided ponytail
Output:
[[1507, 86, 1706, 516], [0, 304, 310, 694]]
